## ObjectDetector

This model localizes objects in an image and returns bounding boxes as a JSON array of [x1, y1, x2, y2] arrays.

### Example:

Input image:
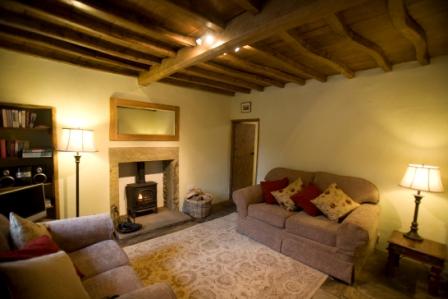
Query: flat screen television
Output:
[[0, 184, 47, 221]]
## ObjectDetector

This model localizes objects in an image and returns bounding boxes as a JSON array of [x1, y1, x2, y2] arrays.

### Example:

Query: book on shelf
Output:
[[22, 148, 53, 158], [0, 108, 37, 128]]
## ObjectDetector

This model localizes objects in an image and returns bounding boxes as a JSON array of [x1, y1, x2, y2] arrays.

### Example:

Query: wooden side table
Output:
[[386, 230, 446, 296]]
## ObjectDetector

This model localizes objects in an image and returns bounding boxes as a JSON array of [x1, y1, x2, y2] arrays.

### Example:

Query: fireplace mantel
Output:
[[109, 147, 179, 215]]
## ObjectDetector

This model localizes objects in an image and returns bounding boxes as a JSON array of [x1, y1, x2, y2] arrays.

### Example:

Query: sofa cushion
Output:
[[311, 183, 360, 222], [285, 212, 339, 246], [69, 239, 129, 279], [313, 172, 379, 204], [9, 212, 51, 249], [291, 183, 322, 216], [265, 167, 315, 186], [0, 235, 59, 262], [248, 203, 294, 228], [260, 177, 289, 204], [82, 265, 143, 299], [0, 214, 10, 251], [272, 177, 303, 211], [0, 251, 89, 299]]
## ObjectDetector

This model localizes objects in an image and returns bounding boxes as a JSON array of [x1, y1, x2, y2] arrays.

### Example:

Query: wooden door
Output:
[[230, 120, 258, 196]]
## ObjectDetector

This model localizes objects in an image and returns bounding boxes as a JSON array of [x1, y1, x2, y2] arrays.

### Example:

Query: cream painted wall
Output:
[[231, 56, 448, 249], [0, 49, 231, 218]]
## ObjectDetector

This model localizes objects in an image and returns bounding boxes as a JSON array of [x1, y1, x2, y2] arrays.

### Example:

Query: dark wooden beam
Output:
[[55, 0, 195, 47], [0, 10, 160, 65], [198, 62, 285, 88], [170, 73, 251, 94], [0, 24, 148, 72], [0, 0, 176, 57], [326, 13, 391, 72], [217, 54, 305, 85], [128, 0, 225, 32], [280, 31, 354, 78], [242, 45, 327, 82], [138, 0, 366, 85], [388, 0, 429, 65], [231, 0, 261, 14], [182, 67, 264, 91], [160, 78, 235, 96], [0, 36, 138, 77]]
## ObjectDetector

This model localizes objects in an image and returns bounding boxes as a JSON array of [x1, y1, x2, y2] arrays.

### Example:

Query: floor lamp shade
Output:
[[58, 128, 96, 217], [59, 128, 96, 153], [400, 164, 444, 241]]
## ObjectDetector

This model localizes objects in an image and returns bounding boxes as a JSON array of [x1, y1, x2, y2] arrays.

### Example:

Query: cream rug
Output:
[[124, 213, 327, 299]]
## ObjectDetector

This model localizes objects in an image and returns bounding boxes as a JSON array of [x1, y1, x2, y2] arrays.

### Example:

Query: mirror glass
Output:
[[117, 106, 176, 136], [110, 98, 179, 141]]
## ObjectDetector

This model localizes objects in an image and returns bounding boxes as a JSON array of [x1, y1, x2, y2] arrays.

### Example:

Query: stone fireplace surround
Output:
[[109, 147, 179, 216]]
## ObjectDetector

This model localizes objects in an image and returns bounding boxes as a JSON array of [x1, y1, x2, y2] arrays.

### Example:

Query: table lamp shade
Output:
[[59, 128, 96, 153], [400, 164, 444, 193]]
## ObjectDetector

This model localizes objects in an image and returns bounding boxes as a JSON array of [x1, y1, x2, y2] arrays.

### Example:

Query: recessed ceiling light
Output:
[[204, 34, 215, 45], [234, 47, 240, 52], [196, 38, 202, 46]]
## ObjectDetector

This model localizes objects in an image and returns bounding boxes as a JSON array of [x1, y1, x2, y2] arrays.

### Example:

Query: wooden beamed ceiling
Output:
[[0, 0, 447, 97]]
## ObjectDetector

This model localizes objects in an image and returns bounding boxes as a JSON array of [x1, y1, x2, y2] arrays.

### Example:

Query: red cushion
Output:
[[291, 183, 322, 216], [260, 177, 289, 204], [0, 235, 59, 262]]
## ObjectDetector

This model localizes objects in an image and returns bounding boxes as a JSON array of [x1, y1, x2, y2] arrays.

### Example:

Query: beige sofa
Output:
[[0, 213, 176, 299], [233, 167, 380, 283]]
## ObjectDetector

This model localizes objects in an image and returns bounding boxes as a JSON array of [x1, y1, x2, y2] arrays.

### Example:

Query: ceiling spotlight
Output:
[[204, 34, 215, 45], [196, 38, 202, 46], [234, 47, 240, 53], [223, 53, 227, 56]]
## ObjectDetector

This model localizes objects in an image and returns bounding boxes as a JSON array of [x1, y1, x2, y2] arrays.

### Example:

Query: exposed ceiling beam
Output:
[[55, 0, 195, 47], [0, 0, 176, 58], [0, 25, 148, 72], [160, 78, 235, 96], [231, 0, 261, 14], [171, 73, 251, 94], [132, 0, 225, 32], [326, 14, 391, 72], [182, 67, 264, 91], [0, 36, 138, 77], [217, 54, 305, 85], [280, 31, 354, 79], [388, 0, 429, 65], [138, 0, 366, 85], [0, 10, 160, 65], [198, 62, 285, 88], [242, 45, 327, 82]]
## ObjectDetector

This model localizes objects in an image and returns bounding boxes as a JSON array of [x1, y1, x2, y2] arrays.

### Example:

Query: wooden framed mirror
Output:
[[110, 98, 179, 141]]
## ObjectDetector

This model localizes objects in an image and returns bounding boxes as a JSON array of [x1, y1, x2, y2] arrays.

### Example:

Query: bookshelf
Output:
[[0, 102, 59, 219]]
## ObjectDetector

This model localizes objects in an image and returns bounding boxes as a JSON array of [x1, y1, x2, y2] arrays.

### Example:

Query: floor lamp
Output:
[[400, 164, 444, 241], [59, 128, 97, 217]]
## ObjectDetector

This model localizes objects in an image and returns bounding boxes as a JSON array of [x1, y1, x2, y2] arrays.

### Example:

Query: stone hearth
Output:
[[109, 147, 179, 216]]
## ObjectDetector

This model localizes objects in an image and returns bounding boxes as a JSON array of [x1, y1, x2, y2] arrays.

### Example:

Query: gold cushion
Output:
[[311, 183, 360, 221], [272, 177, 303, 211], [9, 212, 51, 249]]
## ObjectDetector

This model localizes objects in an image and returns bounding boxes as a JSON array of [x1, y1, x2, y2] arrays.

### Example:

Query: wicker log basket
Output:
[[182, 188, 213, 218]]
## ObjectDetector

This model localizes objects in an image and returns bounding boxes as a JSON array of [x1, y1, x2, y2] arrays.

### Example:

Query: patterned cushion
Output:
[[9, 213, 51, 249], [271, 178, 303, 211], [311, 183, 360, 221]]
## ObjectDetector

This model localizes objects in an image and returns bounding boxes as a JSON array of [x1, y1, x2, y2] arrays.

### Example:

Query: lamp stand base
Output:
[[404, 230, 423, 242]]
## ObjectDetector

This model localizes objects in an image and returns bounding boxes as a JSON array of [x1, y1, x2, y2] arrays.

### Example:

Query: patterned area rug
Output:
[[124, 213, 327, 299]]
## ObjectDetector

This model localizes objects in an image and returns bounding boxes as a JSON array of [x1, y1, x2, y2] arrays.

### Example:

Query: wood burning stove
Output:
[[125, 162, 157, 217]]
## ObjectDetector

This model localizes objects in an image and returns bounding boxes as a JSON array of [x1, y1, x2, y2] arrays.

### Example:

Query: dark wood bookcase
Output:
[[0, 102, 59, 219]]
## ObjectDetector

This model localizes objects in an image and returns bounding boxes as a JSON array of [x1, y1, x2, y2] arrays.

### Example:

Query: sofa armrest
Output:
[[232, 184, 263, 217], [118, 283, 176, 299], [336, 204, 380, 255], [45, 213, 114, 253]]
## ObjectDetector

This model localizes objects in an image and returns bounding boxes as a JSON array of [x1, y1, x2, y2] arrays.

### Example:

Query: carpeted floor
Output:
[[124, 213, 327, 299]]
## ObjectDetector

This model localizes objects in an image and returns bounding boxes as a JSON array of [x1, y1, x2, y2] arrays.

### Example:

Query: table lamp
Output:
[[58, 128, 97, 217], [400, 164, 444, 241]]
